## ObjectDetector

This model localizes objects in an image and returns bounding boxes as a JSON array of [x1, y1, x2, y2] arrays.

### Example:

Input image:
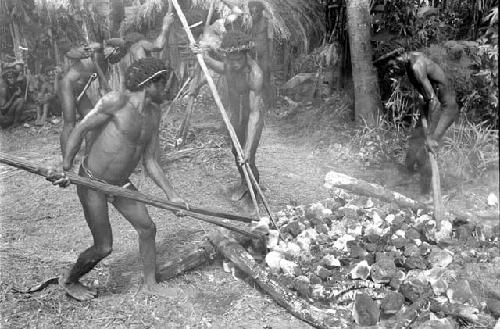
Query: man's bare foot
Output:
[[142, 283, 182, 298], [61, 281, 97, 301]]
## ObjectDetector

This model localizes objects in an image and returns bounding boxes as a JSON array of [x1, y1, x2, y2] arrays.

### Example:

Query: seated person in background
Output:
[[0, 66, 27, 128], [35, 72, 58, 126]]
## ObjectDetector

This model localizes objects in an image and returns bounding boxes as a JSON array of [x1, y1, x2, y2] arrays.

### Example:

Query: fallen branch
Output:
[[0, 152, 261, 239], [324, 170, 474, 221], [208, 230, 345, 329], [157, 240, 217, 281]]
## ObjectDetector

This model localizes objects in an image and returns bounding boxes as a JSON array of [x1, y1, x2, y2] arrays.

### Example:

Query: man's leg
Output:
[[12, 99, 25, 126], [35, 104, 43, 125], [229, 105, 248, 201], [41, 103, 49, 125], [112, 185, 179, 297], [63, 180, 112, 301]]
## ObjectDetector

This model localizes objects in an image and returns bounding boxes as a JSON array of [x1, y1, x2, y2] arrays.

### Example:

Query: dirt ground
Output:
[[0, 96, 498, 329]]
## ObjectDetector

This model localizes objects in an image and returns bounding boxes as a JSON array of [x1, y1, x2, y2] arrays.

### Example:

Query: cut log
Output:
[[158, 240, 217, 281], [324, 170, 473, 222], [208, 230, 347, 329]]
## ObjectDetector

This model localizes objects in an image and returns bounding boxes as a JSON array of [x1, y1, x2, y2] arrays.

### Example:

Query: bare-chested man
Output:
[[51, 57, 186, 301], [59, 42, 110, 155], [193, 30, 264, 207], [104, 12, 174, 91], [374, 49, 459, 193]]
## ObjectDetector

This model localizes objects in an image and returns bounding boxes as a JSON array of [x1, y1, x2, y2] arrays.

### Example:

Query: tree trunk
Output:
[[345, 0, 381, 126], [9, 22, 23, 62]]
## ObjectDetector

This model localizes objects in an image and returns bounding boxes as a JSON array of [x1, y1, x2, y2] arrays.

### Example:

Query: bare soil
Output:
[[0, 96, 498, 328]]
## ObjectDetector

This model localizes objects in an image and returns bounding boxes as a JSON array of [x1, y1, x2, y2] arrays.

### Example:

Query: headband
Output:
[[137, 69, 169, 87], [220, 42, 254, 55]]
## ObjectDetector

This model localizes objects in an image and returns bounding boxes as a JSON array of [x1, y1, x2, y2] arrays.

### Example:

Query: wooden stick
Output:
[[421, 116, 444, 230], [208, 230, 345, 329], [0, 152, 263, 238], [171, 0, 262, 218]]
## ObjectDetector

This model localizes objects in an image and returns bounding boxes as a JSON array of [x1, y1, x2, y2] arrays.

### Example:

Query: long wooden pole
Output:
[[421, 117, 444, 230], [0, 152, 263, 239], [171, 0, 262, 218]]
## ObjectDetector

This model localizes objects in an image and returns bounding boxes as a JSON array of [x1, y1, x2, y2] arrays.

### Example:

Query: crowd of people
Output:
[[1, 1, 458, 302]]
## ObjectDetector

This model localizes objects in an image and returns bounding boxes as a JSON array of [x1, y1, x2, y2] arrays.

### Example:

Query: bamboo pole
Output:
[[171, 0, 263, 218], [0, 152, 263, 239]]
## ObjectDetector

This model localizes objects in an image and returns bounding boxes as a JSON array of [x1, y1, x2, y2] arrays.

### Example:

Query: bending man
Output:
[[193, 30, 264, 208], [53, 57, 186, 301], [375, 49, 459, 193]]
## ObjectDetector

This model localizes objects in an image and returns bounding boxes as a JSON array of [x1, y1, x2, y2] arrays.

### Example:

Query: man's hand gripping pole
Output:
[[171, 0, 279, 229]]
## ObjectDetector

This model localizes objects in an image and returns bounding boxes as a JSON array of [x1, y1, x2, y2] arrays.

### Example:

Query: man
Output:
[[248, 1, 273, 108], [193, 30, 264, 207], [58, 42, 110, 155], [374, 49, 459, 194], [104, 12, 174, 91], [51, 57, 187, 301], [0, 66, 26, 128]]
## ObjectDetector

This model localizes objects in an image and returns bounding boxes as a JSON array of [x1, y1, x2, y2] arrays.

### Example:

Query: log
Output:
[[324, 171, 427, 211], [0, 152, 262, 239], [324, 170, 473, 222], [208, 230, 346, 329], [158, 239, 217, 281]]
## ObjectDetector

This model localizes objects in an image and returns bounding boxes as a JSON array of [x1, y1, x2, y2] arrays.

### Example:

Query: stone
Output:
[[348, 243, 367, 259], [428, 250, 453, 268], [283, 241, 301, 257], [280, 259, 300, 277], [405, 228, 421, 240], [391, 237, 407, 249], [322, 255, 341, 269], [265, 251, 282, 272], [380, 291, 405, 314], [371, 257, 397, 284], [296, 236, 311, 252], [447, 279, 477, 305], [305, 202, 330, 220], [316, 223, 329, 235], [283, 221, 301, 237], [404, 244, 420, 257], [351, 260, 371, 280], [389, 270, 406, 290], [400, 280, 431, 303], [414, 318, 454, 329], [352, 293, 380, 326], [315, 265, 332, 280], [309, 273, 322, 285], [333, 234, 355, 251], [311, 284, 325, 299], [434, 220, 453, 242], [292, 276, 311, 298], [404, 256, 428, 270]]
